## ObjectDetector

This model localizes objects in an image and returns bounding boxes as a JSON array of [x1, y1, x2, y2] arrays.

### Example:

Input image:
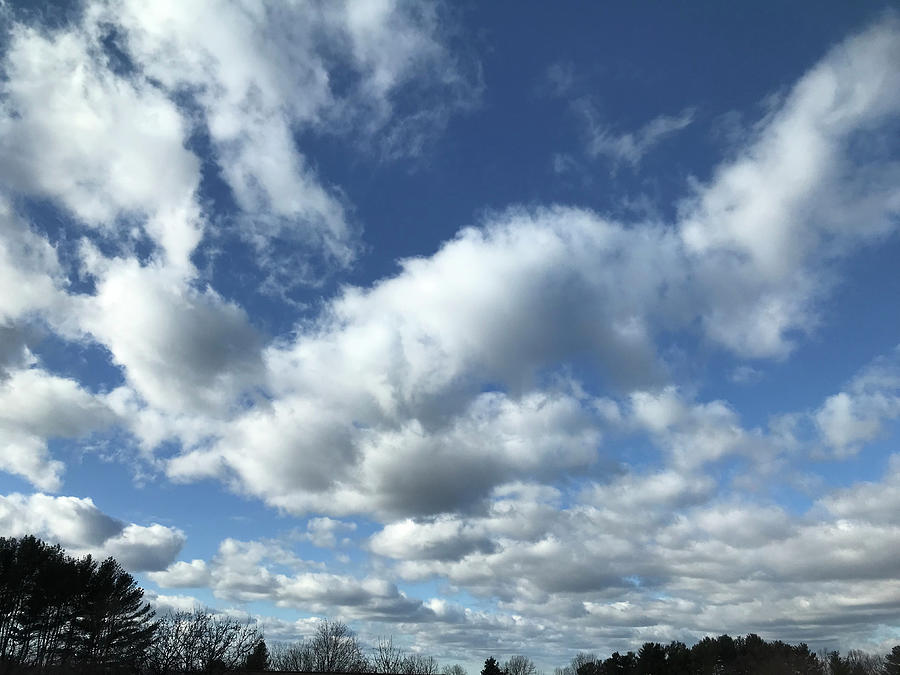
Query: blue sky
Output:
[[1, 0, 900, 669]]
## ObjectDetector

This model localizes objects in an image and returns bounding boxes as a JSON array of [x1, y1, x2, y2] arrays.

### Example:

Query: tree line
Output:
[[537, 635, 900, 675], [3, 535, 900, 674]]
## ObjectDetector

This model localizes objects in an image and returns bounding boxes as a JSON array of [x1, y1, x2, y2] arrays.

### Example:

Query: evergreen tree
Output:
[[482, 656, 503, 675], [885, 646, 900, 675], [0, 536, 156, 672], [246, 639, 270, 670]]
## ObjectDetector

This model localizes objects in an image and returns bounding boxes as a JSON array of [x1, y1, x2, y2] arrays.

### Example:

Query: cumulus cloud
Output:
[[680, 19, 900, 356], [628, 387, 763, 468], [0, 199, 66, 325], [813, 346, 900, 456], [83, 0, 477, 278], [0, 493, 184, 571], [363, 458, 900, 655], [78, 258, 263, 417], [0, 23, 202, 270], [0, 368, 116, 489], [157, 19, 900, 519], [2, 7, 900, 664], [147, 559, 212, 588], [154, 537, 441, 622], [304, 517, 357, 549], [171, 382, 610, 518]]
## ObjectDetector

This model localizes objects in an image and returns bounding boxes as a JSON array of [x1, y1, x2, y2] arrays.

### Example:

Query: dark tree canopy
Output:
[[0, 535, 156, 672], [886, 646, 900, 675], [482, 656, 503, 675], [245, 639, 269, 671]]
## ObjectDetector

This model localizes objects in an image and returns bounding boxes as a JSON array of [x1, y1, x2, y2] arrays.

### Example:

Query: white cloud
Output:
[[78, 258, 263, 417], [581, 106, 695, 168], [86, 0, 476, 277], [0, 24, 202, 270], [171, 382, 608, 518], [629, 387, 762, 468], [0, 493, 184, 571], [156, 537, 441, 622], [814, 346, 900, 456], [159, 20, 900, 517], [148, 559, 212, 588], [0, 368, 116, 489], [680, 19, 900, 357], [304, 517, 357, 549], [1, 9, 900, 663], [363, 459, 900, 654], [0, 199, 66, 325], [147, 591, 205, 614], [820, 453, 900, 525]]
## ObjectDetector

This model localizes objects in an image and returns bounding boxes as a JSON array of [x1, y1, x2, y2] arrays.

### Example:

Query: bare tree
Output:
[[402, 653, 440, 675], [146, 609, 261, 673], [269, 640, 314, 671], [372, 636, 405, 674], [443, 665, 468, 675], [845, 649, 882, 674], [308, 619, 369, 672], [503, 655, 537, 675]]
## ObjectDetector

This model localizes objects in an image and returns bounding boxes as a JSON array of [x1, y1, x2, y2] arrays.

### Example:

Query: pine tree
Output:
[[482, 656, 503, 675], [245, 639, 270, 671]]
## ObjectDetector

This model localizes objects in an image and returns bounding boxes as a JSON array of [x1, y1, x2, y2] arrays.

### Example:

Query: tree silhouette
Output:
[[504, 655, 537, 675], [309, 619, 368, 672], [147, 608, 261, 673], [0, 535, 156, 672], [482, 656, 503, 675], [885, 646, 900, 675], [637, 642, 666, 675], [245, 639, 270, 670], [443, 664, 468, 675]]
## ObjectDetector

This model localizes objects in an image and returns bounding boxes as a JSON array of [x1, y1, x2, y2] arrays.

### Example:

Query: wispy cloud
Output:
[[578, 102, 696, 169]]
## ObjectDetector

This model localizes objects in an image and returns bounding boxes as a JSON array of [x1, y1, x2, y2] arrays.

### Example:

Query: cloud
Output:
[[1, 9, 900, 664], [304, 517, 357, 549], [581, 106, 695, 168], [820, 453, 900, 525], [78, 258, 264, 417], [87, 0, 477, 278], [170, 382, 610, 518], [0, 199, 66, 325], [363, 458, 900, 654], [0, 24, 202, 270], [679, 19, 900, 356], [147, 559, 212, 588], [155, 537, 443, 623], [628, 387, 763, 468], [0, 368, 116, 489], [154, 19, 900, 519], [0, 493, 184, 571], [813, 346, 900, 456]]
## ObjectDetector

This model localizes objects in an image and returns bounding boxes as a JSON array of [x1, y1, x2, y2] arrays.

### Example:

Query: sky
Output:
[[1, 0, 900, 669]]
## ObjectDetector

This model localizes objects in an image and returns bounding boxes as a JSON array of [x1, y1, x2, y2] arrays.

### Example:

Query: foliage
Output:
[[245, 639, 270, 671], [482, 656, 503, 675], [555, 634, 895, 675], [885, 646, 900, 675], [0, 535, 156, 672]]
